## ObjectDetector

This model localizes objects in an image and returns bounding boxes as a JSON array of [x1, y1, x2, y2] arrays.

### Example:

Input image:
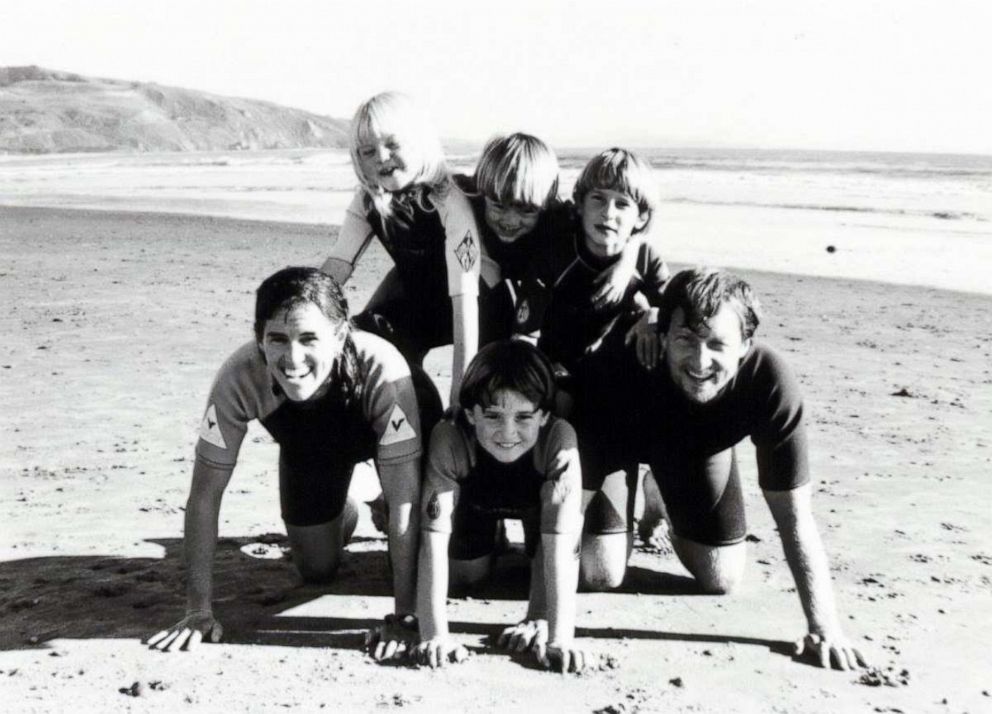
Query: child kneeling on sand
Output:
[[413, 340, 590, 672]]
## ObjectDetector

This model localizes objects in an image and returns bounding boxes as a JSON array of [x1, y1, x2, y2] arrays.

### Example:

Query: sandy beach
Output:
[[1, 204, 990, 713]]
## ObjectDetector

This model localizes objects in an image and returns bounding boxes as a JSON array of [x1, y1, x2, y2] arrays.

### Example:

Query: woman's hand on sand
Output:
[[794, 631, 868, 670], [147, 609, 223, 652], [496, 618, 548, 653], [366, 614, 419, 662], [535, 641, 595, 673], [412, 636, 469, 668]]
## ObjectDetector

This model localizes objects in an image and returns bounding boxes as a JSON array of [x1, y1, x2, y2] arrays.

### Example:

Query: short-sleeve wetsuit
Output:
[[324, 185, 481, 362], [420, 416, 584, 559], [588, 341, 810, 544], [194, 331, 426, 526]]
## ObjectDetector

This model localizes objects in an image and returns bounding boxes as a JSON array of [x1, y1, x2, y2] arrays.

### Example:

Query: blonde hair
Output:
[[572, 148, 659, 234], [473, 133, 560, 209], [349, 92, 448, 218]]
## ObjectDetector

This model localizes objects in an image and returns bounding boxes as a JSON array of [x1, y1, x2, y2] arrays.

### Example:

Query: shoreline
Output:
[[4, 203, 991, 300]]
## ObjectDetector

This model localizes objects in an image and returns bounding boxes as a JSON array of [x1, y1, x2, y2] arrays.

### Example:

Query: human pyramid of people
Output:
[[148, 92, 868, 674]]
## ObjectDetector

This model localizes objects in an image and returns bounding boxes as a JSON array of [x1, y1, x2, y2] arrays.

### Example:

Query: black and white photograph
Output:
[[1, 1, 989, 711]]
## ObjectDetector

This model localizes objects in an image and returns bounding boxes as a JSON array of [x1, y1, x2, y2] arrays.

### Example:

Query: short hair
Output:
[[473, 133, 560, 209], [458, 340, 557, 414], [658, 268, 762, 340], [349, 92, 448, 215], [572, 148, 659, 234], [253, 266, 362, 402]]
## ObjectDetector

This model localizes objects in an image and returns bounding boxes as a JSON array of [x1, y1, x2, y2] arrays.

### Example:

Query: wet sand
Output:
[[1, 206, 990, 712]]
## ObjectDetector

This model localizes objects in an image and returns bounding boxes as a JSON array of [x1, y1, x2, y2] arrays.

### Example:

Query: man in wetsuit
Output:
[[590, 267, 867, 670]]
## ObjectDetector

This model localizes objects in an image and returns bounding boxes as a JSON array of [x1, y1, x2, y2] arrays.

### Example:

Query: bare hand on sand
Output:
[[794, 631, 869, 671], [497, 618, 548, 652], [535, 641, 596, 674], [412, 636, 470, 668], [147, 610, 223, 652], [365, 614, 419, 662]]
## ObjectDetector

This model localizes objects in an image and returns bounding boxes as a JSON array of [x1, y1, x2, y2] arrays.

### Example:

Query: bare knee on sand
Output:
[[672, 535, 746, 594], [579, 532, 632, 591]]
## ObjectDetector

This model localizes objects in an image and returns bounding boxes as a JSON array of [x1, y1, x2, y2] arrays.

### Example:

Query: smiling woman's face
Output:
[[259, 302, 345, 401]]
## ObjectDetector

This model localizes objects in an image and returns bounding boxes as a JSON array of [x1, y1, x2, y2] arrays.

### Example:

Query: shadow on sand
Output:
[[0, 534, 791, 660]]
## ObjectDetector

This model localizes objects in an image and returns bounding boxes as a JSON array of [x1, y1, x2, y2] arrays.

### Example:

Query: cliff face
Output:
[[0, 66, 350, 153]]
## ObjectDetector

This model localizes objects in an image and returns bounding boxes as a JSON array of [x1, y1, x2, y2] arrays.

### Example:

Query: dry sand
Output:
[[1, 206, 990, 713]]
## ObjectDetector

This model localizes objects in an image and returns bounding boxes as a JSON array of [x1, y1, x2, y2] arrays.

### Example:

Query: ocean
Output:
[[1, 147, 990, 295]]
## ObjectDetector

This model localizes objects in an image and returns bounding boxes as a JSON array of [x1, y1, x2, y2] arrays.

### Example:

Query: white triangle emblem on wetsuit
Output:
[[198, 404, 227, 449], [380, 404, 416, 446]]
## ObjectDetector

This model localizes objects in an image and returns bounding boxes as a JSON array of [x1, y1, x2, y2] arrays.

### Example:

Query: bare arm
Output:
[[542, 532, 581, 647], [413, 479, 467, 668], [184, 461, 234, 611], [416, 530, 451, 641], [377, 459, 421, 616], [764, 483, 867, 669], [148, 460, 232, 651], [450, 293, 478, 405]]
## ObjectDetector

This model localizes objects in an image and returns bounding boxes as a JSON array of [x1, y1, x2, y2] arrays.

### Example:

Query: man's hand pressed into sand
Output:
[[795, 631, 868, 671], [147, 609, 223, 652]]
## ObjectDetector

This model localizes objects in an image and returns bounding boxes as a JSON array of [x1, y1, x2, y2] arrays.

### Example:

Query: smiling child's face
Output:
[[356, 129, 422, 192], [580, 187, 647, 259], [483, 198, 541, 244], [466, 388, 549, 463]]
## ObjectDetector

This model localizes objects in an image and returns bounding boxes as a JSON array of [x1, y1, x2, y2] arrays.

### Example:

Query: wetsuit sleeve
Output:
[[193, 344, 260, 470], [538, 419, 585, 535], [751, 347, 810, 491], [360, 337, 423, 466], [637, 237, 671, 306], [436, 183, 482, 299], [421, 421, 467, 534], [324, 188, 376, 272]]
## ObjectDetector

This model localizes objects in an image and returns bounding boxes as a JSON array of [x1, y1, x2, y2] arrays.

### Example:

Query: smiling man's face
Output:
[[662, 303, 751, 405]]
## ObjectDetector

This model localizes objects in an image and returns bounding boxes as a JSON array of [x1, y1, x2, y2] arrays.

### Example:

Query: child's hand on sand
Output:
[[497, 618, 548, 652], [535, 641, 595, 673], [412, 635, 470, 668], [794, 631, 869, 670], [147, 609, 223, 652], [366, 614, 419, 662]]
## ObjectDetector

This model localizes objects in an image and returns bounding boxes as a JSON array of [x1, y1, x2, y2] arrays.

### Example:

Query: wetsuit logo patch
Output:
[[379, 404, 417, 446], [198, 404, 227, 449], [516, 299, 530, 325], [455, 231, 478, 272], [426, 491, 441, 520]]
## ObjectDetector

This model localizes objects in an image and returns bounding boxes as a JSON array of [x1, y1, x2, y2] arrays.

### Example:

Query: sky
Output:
[[2, 0, 991, 154]]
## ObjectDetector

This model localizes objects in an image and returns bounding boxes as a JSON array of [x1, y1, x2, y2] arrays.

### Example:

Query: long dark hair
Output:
[[254, 267, 363, 403], [458, 340, 557, 414]]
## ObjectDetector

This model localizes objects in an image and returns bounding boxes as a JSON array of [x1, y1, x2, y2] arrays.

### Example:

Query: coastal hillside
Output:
[[0, 66, 350, 153]]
